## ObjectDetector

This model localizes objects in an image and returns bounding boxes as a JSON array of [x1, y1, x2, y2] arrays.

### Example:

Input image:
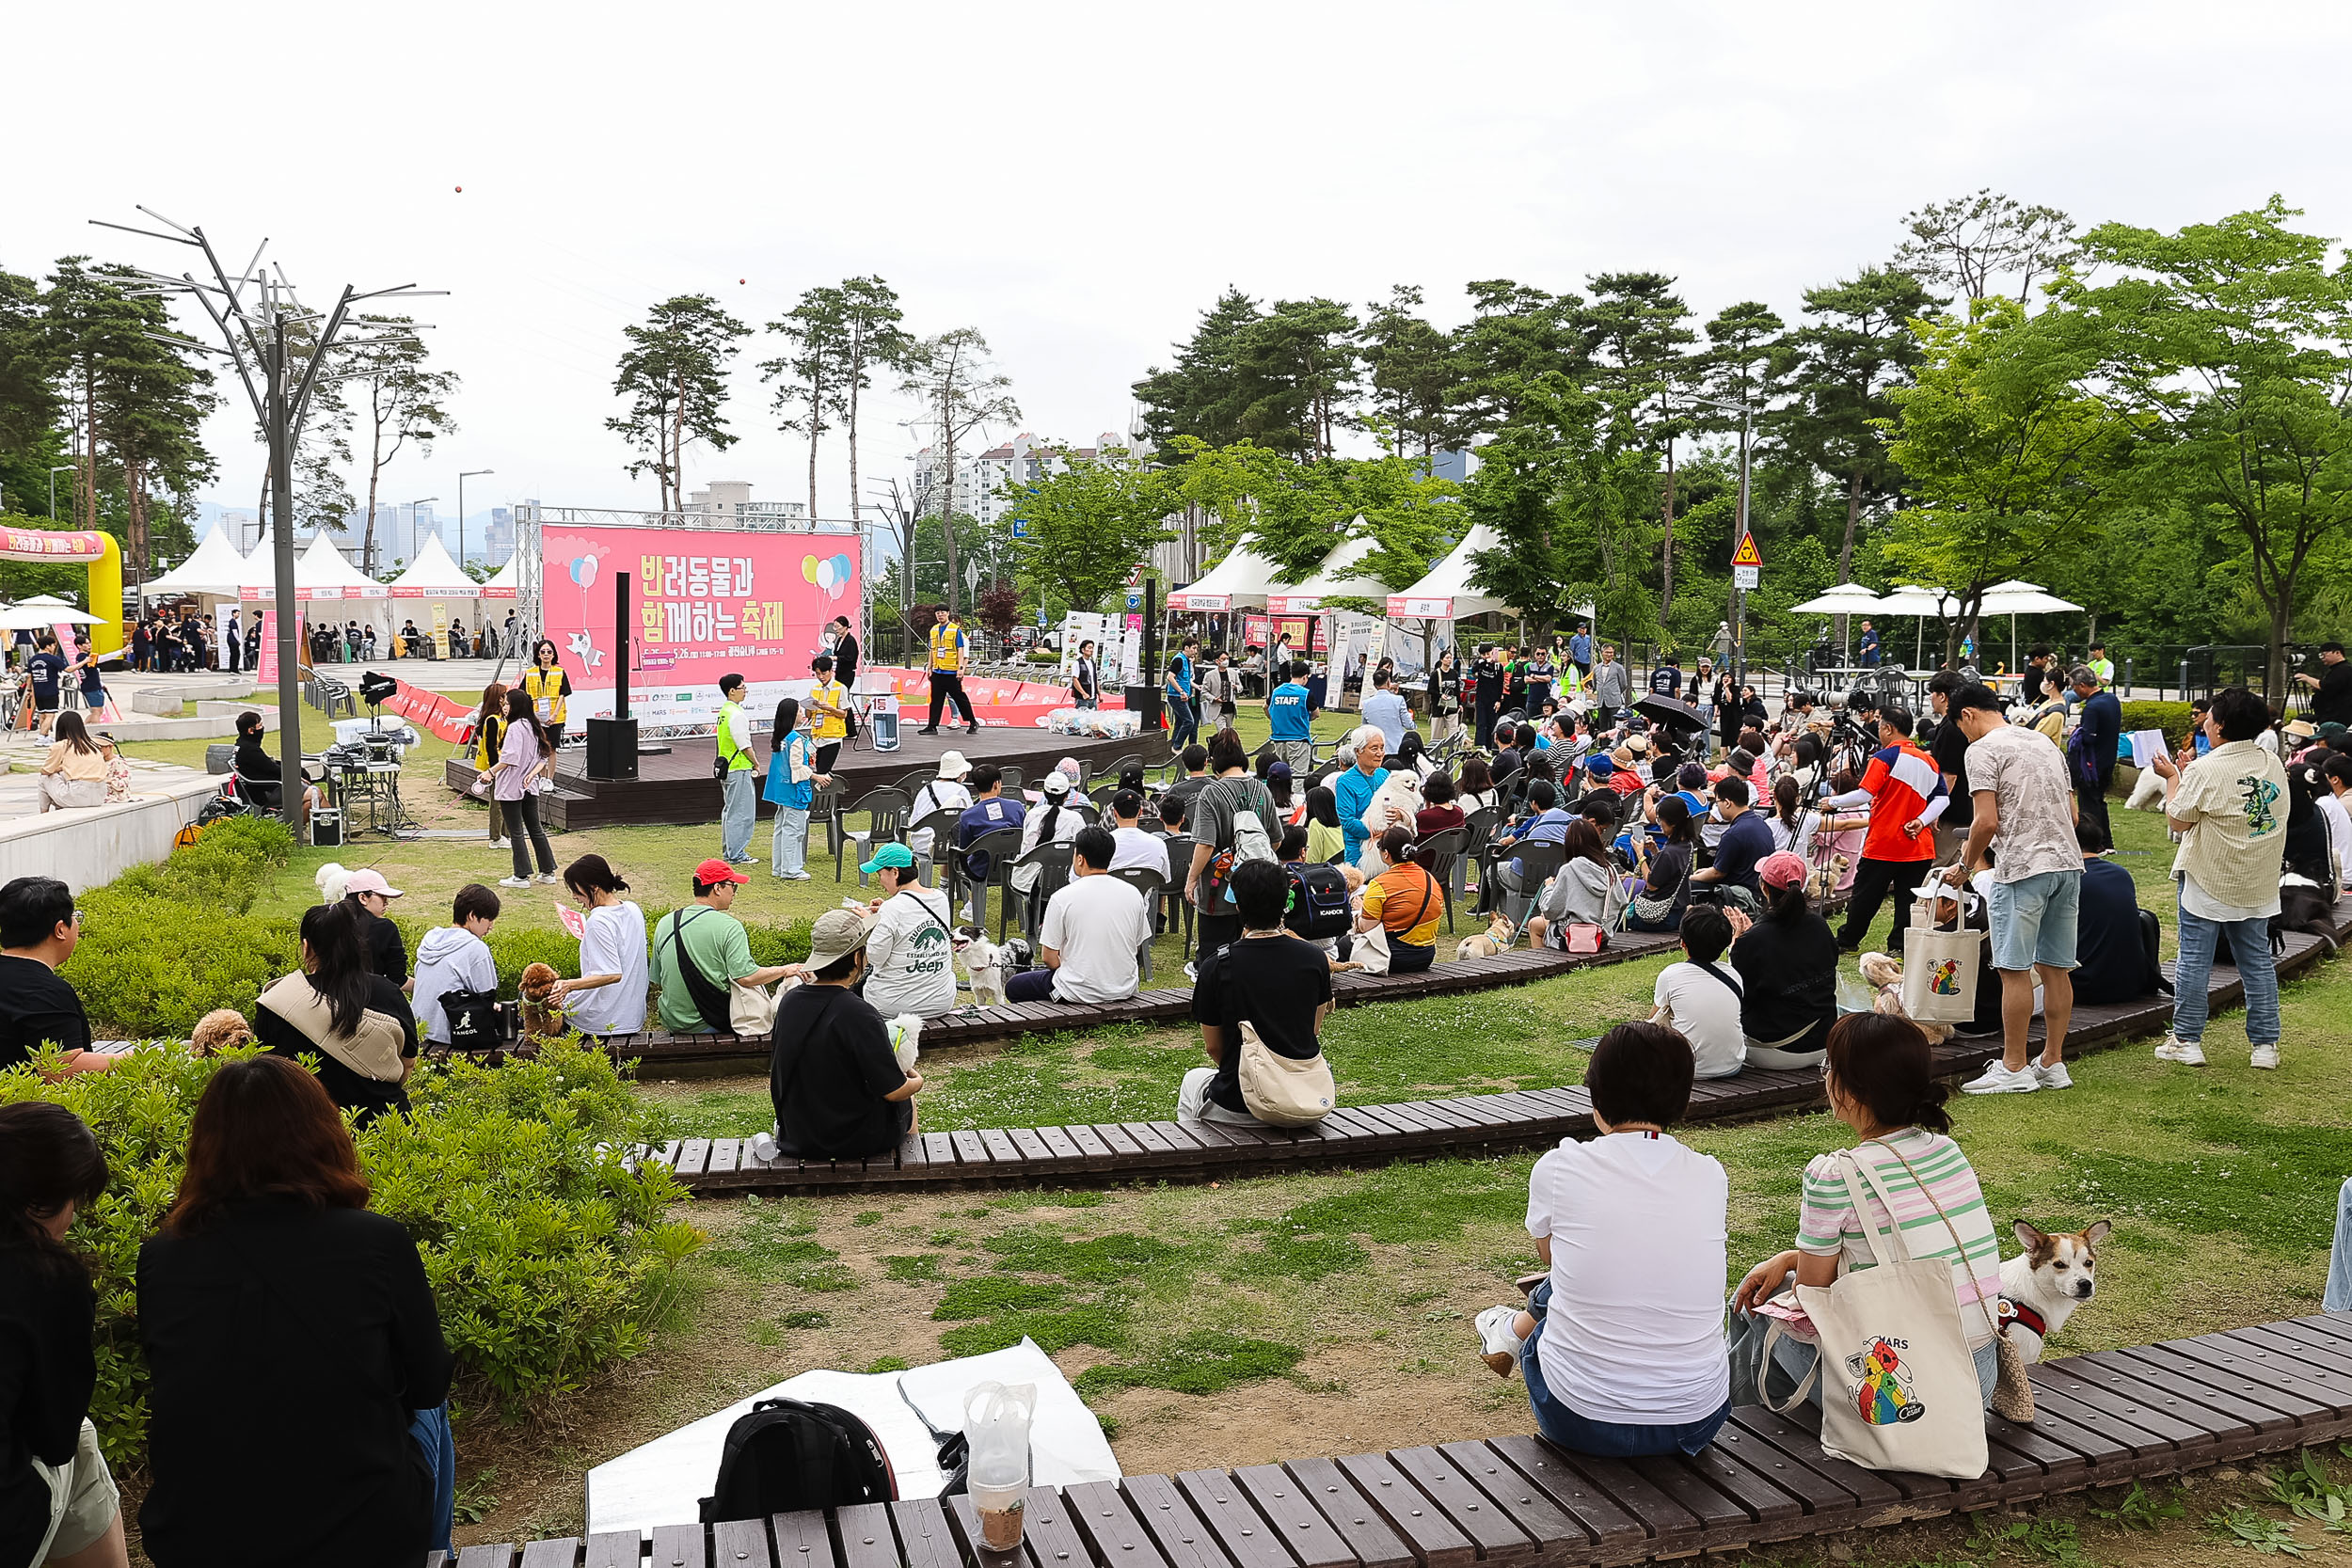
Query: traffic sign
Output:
[[1011, 518, 1027, 539], [1730, 533, 1762, 568], [1734, 565, 1759, 590]]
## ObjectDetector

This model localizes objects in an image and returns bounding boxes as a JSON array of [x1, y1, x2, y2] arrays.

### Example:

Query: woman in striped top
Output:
[[1730, 1013, 2005, 1411]]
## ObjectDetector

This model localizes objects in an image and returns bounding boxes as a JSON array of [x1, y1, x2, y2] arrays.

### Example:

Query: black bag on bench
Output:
[[700, 1397, 896, 1523]]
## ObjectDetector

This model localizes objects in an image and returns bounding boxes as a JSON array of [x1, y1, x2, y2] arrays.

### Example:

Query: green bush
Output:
[[0, 1037, 699, 1465], [1026, 650, 1059, 665], [2118, 701, 2196, 751]]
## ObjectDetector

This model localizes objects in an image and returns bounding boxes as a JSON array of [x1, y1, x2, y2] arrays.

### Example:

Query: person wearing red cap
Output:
[[648, 861, 805, 1033]]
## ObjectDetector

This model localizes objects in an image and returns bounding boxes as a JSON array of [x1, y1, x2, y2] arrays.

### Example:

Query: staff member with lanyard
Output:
[[917, 607, 979, 736], [520, 640, 572, 739], [1071, 639, 1101, 709], [807, 654, 850, 774], [716, 673, 759, 865]]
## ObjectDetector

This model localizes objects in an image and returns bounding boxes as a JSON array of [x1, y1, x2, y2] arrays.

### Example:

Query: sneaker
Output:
[[1183, 961, 1199, 982], [2153, 1036, 2207, 1066], [779, 870, 812, 881], [1962, 1061, 2041, 1095], [915, 728, 939, 736], [2251, 1044, 2280, 1070], [1474, 1305, 1521, 1378], [532, 873, 559, 885], [2035, 1061, 2074, 1090], [498, 875, 532, 889], [968, 722, 982, 736]]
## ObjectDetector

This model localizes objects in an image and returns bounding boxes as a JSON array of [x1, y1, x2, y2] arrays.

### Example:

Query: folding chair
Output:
[[1007, 841, 1075, 941], [834, 787, 912, 883]]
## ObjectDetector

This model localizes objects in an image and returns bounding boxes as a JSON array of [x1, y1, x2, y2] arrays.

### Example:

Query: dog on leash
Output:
[[1454, 911, 1518, 960], [1997, 1220, 2109, 1362], [953, 927, 1009, 1006]]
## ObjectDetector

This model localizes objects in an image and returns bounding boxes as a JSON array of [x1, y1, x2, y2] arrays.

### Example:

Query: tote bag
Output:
[[1772, 1152, 1994, 1479], [1900, 881, 1980, 1024], [1234, 1020, 1336, 1126]]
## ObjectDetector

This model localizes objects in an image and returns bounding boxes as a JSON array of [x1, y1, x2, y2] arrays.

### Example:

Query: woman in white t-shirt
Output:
[[1471, 1021, 1731, 1457], [548, 854, 648, 1037]]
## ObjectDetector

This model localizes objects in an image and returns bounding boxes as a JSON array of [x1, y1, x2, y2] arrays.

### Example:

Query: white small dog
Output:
[[314, 863, 353, 904], [953, 927, 1009, 1006], [1997, 1219, 2109, 1362]]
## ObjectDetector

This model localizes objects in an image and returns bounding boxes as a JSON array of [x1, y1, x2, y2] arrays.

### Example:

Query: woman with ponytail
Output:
[[1728, 852, 1837, 1068], [1729, 1013, 2004, 1412], [0, 1104, 123, 1567]]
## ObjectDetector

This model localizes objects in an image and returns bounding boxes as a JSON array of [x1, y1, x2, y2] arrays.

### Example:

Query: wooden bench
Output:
[[648, 902, 2352, 1196], [431, 1309, 2352, 1568]]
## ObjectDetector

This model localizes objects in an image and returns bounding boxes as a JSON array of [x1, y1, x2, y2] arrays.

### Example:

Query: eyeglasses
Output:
[[70, 910, 83, 927]]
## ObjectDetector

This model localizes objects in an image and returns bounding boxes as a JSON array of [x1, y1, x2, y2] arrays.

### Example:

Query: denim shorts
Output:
[[1986, 867, 2081, 973]]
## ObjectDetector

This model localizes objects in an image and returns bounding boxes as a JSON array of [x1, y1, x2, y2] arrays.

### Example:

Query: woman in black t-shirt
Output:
[[1727, 854, 1837, 1069], [0, 1103, 121, 1567], [255, 902, 418, 1125]]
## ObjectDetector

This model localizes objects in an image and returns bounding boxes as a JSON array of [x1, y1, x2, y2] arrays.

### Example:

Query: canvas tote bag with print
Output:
[[1771, 1151, 1994, 1479], [1900, 881, 1981, 1025]]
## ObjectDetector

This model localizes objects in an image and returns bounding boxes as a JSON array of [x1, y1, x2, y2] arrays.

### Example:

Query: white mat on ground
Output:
[[584, 1338, 1119, 1536]]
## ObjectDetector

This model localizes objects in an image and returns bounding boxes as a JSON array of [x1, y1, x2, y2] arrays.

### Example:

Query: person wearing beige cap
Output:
[[767, 909, 923, 1160], [908, 750, 975, 877]]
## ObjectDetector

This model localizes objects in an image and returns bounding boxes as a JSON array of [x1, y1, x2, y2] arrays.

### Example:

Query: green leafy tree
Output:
[[1877, 299, 2122, 664], [1448, 279, 1581, 440], [834, 277, 911, 528], [1133, 289, 1268, 456], [346, 317, 457, 574], [898, 327, 1018, 614], [997, 446, 1173, 616], [608, 294, 751, 511], [1353, 285, 1461, 461], [2061, 198, 2352, 693], [0, 265, 62, 511], [1773, 266, 1942, 596], [762, 285, 849, 522], [1237, 297, 1359, 460]]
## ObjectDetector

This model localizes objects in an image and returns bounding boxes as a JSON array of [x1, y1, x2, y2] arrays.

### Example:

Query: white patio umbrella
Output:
[[1976, 580, 2084, 672], [1788, 583, 1886, 661], [0, 597, 103, 629], [1871, 585, 1963, 667]]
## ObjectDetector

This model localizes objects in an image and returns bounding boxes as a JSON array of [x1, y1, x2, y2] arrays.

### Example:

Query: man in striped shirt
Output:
[[1826, 706, 1949, 956]]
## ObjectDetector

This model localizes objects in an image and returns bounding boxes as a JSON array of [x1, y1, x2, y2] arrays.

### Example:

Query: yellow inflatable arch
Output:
[[0, 526, 122, 657]]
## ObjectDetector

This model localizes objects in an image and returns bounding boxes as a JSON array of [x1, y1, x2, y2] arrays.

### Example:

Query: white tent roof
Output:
[[482, 553, 519, 600], [146, 526, 252, 597], [1874, 584, 1960, 618], [1384, 522, 1516, 620], [388, 532, 480, 597], [1165, 532, 1284, 611], [1788, 582, 1887, 616], [1264, 525, 1389, 614], [235, 533, 389, 601]]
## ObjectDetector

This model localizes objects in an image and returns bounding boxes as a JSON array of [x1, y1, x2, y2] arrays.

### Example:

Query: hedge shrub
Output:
[[2119, 701, 2197, 752], [0, 1037, 698, 1466]]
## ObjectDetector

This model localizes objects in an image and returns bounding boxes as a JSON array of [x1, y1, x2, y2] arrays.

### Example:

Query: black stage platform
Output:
[[443, 723, 1153, 831]]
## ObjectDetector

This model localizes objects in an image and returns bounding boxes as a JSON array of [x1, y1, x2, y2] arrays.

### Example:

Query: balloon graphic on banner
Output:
[[803, 553, 853, 600], [569, 555, 598, 590]]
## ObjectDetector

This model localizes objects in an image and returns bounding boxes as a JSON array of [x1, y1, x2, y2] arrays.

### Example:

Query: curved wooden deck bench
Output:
[[645, 901, 2352, 1196], [435, 1309, 2352, 1568]]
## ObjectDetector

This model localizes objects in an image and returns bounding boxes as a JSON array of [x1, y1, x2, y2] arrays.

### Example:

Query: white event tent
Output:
[[145, 527, 253, 598], [480, 553, 520, 601], [1164, 533, 1283, 611], [1264, 527, 1388, 615], [388, 534, 480, 598], [1385, 523, 1513, 620]]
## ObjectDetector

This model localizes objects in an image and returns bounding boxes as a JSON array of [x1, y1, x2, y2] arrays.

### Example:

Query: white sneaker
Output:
[[498, 875, 532, 889], [1962, 1061, 2041, 1095], [532, 873, 558, 885], [1474, 1305, 1521, 1378], [2035, 1061, 2074, 1090], [2153, 1036, 2207, 1066], [2251, 1044, 2280, 1070]]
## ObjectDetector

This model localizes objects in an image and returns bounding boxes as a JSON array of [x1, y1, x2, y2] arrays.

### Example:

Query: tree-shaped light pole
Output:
[[93, 207, 441, 824]]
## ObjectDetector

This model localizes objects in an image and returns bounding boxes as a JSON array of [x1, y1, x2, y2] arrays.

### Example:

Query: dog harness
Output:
[[1995, 1296, 2047, 1338]]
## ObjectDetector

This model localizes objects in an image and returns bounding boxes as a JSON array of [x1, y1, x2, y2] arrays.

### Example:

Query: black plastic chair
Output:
[[906, 807, 961, 888], [946, 827, 1022, 934], [834, 786, 912, 883], [1417, 826, 1470, 933], [1110, 866, 1168, 980], [1496, 841, 1567, 928], [1456, 804, 1503, 913], [1007, 841, 1076, 940]]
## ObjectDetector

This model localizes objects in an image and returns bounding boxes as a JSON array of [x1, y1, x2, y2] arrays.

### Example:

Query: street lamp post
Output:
[[457, 470, 493, 575], [1689, 395, 1757, 700], [47, 466, 72, 520], [403, 498, 438, 570]]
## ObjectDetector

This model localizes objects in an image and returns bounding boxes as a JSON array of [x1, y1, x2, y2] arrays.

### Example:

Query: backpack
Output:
[[700, 1398, 897, 1524], [1285, 863, 1353, 941], [1200, 779, 1279, 908]]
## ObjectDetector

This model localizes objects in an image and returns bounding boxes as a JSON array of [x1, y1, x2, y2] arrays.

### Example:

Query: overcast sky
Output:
[[13, 0, 2350, 538]]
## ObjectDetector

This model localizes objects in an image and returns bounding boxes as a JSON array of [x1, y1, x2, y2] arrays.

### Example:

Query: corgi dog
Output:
[[1997, 1220, 2109, 1363], [1454, 911, 1518, 960], [953, 927, 1009, 1007]]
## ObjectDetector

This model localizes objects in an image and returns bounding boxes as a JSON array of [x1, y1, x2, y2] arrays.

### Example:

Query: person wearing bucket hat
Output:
[[858, 844, 958, 1017], [768, 909, 924, 1161], [908, 749, 976, 873], [1727, 852, 1837, 1069]]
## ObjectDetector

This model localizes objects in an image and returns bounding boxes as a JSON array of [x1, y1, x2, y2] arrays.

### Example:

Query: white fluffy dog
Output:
[[953, 927, 1009, 1006], [314, 863, 353, 904]]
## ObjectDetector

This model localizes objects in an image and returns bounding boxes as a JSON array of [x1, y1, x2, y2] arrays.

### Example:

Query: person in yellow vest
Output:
[[521, 641, 573, 735], [917, 607, 979, 736], [717, 672, 758, 864], [807, 654, 850, 773]]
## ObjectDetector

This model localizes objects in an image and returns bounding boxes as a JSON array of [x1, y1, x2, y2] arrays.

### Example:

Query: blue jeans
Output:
[[2327, 1179, 2352, 1313], [1167, 694, 1198, 750], [721, 768, 757, 861], [2171, 895, 2280, 1047], [410, 1402, 455, 1556], [1519, 1282, 1730, 1458], [771, 805, 809, 876]]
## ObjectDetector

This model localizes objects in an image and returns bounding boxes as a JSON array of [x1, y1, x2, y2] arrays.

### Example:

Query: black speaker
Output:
[[1123, 683, 1163, 732], [584, 717, 638, 781]]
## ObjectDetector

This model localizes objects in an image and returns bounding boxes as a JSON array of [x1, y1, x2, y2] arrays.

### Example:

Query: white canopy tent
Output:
[[386, 533, 479, 597], [1264, 527, 1388, 615], [1164, 532, 1284, 611], [1384, 523, 1514, 620], [481, 553, 519, 601], [145, 527, 252, 598]]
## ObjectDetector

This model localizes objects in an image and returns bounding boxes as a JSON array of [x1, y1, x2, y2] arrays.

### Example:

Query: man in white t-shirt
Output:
[[1106, 789, 1173, 879], [1006, 828, 1152, 1003], [907, 750, 976, 873], [1471, 1021, 1731, 1453], [1648, 905, 1745, 1079], [857, 843, 959, 1017]]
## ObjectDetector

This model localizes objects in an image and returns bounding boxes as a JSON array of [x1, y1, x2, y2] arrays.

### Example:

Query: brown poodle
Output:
[[190, 1009, 254, 1057]]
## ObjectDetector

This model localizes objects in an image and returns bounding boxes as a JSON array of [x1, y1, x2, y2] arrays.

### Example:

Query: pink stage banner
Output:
[[541, 524, 857, 733]]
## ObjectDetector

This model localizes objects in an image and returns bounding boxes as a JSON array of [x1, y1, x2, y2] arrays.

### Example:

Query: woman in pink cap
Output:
[[1727, 850, 1837, 1069]]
